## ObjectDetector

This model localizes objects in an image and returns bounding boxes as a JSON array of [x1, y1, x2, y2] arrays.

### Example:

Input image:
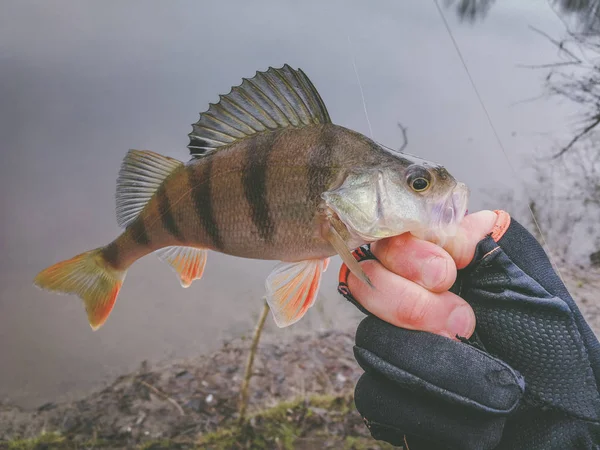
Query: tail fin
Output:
[[34, 248, 126, 330]]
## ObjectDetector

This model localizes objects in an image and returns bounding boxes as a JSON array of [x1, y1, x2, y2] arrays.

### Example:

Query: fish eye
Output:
[[407, 166, 432, 192], [411, 177, 430, 192]]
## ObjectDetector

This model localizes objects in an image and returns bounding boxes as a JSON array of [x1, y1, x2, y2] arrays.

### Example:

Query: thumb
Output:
[[443, 210, 500, 269]]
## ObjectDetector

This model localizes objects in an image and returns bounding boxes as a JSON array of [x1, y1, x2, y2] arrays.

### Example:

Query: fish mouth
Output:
[[413, 182, 470, 245], [442, 182, 469, 228]]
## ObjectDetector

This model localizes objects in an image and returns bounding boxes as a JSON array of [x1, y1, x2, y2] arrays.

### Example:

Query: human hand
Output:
[[339, 211, 600, 449], [339, 210, 498, 339]]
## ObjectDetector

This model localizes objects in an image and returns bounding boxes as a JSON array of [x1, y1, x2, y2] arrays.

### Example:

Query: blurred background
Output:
[[1, 0, 599, 409]]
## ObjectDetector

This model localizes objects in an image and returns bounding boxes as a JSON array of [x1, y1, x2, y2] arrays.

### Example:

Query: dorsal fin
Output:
[[116, 150, 183, 228], [187, 64, 331, 157]]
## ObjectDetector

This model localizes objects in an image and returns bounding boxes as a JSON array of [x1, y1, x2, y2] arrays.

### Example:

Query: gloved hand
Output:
[[339, 210, 600, 449]]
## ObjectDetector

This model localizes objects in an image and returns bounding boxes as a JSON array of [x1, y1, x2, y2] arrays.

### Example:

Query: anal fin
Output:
[[156, 246, 208, 288], [265, 258, 329, 328]]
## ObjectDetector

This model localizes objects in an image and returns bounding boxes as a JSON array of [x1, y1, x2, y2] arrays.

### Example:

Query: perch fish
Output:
[[34, 65, 469, 330]]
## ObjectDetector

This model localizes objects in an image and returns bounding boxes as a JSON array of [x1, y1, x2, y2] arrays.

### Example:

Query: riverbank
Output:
[[2, 266, 599, 449], [1, 330, 393, 449]]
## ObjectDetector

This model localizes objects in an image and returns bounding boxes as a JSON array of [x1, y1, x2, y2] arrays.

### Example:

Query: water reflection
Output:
[[443, 0, 600, 265], [447, 0, 600, 31]]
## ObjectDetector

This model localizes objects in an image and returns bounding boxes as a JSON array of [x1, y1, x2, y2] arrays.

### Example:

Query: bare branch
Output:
[[509, 94, 549, 107], [137, 380, 185, 416], [520, 23, 600, 156], [516, 61, 581, 69], [528, 25, 583, 63], [397, 122, 408, 152], [553, 114, 600, 158]]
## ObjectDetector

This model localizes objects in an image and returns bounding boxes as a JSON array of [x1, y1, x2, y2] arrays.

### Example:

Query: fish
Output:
[[33, 64, 469, 330]]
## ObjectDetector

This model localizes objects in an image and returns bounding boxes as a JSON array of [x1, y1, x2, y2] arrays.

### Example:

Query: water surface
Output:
[[0, 0, 580, 408]]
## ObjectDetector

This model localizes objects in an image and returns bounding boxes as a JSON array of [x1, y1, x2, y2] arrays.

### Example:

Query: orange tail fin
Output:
[[34, 248, 126, 330]]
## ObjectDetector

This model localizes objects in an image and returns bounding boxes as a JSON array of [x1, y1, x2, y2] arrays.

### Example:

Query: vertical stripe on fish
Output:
[[101, 241, 120, 268], [129, 217, 151, 246], [190, 157, 224, 251], [308, 126, 336, 208], [243, 133, 277, 244], [157, 183, 184, 242]]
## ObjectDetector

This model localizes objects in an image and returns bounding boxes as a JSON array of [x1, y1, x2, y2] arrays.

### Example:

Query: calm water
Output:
[[0, 0, 583, 408]]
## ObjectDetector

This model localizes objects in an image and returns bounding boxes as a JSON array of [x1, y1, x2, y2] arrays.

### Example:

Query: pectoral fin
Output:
[[323, 221, 373, 288], [265, 258, 329, 328]]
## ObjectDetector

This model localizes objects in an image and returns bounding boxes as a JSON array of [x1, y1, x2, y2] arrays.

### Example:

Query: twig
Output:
[[553, 114, 600, 158], [516, 61, 580, 69], [528, 25, 582, 63], [397, 122, 409, 152], [238, 300, 270, 425], [137, 379, 185, 416]]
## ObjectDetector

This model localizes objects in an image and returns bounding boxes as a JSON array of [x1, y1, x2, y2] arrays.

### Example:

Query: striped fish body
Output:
[[34, 65, 469, 331], [113, 124, 384, 267]]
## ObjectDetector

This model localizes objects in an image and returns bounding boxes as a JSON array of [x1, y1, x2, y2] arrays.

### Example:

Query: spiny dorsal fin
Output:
[[188, 64, 331, 157], [116, 150, 183, 228]]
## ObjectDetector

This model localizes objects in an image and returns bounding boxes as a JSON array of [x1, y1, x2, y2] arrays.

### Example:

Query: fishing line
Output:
[[347, 35, 375, 139], [432, 0, 566, 280]]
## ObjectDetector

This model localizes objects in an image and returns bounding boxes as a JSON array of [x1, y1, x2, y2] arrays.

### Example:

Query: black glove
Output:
[[339, 212, 600, 449]]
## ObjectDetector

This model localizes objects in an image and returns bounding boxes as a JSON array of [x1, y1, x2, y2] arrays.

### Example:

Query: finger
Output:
[[444, 210, 498, 269], [348, 260, 476, 339], [370, 233, 457, 293]]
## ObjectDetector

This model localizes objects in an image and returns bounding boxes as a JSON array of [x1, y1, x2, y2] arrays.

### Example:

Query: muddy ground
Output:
[[0, 330, 387, 449], [1, 266, 599, 449]]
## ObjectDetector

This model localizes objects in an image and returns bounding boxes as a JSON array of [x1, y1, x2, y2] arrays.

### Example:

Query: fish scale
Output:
[[34, 64, 469, 331]]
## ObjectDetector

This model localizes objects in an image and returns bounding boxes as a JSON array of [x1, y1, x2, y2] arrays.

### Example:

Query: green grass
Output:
[[196, 394, 395, 449], [197, 395, 341, 449], [2, 394, 396, 449], [5, 432, 67, 449]]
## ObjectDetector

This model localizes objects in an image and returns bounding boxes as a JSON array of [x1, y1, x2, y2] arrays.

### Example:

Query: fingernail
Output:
[[421, 256, 447, 290], [446, 305, 476, 338]]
